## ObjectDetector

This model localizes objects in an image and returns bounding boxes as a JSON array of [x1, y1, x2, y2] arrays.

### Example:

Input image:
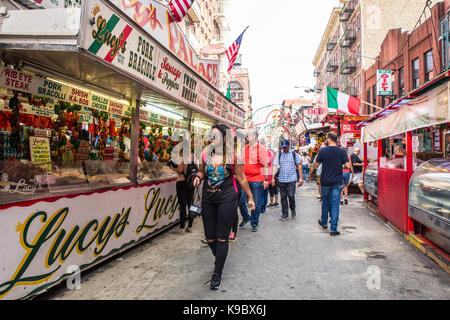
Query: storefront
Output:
[[358, 77, 450, 256], [0, 0, 244, 300]]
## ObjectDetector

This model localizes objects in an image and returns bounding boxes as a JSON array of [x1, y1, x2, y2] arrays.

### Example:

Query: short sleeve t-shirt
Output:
[[350, 153, 363, 173], [243, 142, 269, 182], [316, 146, 349, 186]]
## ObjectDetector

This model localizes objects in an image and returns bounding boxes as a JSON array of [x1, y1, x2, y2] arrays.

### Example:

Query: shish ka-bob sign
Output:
[[0, 180, 179, 300]]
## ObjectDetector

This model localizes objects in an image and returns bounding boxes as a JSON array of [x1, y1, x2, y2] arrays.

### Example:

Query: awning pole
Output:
[[130, 99, 141, 184]]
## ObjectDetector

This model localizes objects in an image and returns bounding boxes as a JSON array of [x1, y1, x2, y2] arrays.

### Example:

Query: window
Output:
[[367, 89, 371, 114], [372, 84, 377, 106], [412, 58, 419, 89], [424, 50, 433, 82], [398, 67, 404, 96]]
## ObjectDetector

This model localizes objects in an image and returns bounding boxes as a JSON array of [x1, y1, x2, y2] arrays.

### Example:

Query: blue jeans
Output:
[[239, 181, 262, 227], [320, 185, 343, 233], [302, 164, 309, 181], [260, 187, 269, 213]]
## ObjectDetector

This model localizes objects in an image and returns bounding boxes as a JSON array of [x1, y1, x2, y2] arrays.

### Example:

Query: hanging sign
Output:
[[377, 70, 392, 96]]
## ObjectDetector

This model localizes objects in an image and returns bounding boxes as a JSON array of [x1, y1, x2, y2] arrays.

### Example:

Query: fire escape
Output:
[[339, 0, 357, 96]]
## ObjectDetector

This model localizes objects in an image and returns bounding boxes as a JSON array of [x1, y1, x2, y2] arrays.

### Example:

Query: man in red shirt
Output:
[[238, 130, 269, 232]]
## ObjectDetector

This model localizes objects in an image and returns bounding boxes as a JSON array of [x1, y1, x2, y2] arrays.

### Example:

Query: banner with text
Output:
[[0, 180, 178, 300]]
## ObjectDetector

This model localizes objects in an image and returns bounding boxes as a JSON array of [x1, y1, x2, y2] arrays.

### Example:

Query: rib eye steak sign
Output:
[[0, 180, 179, 300]]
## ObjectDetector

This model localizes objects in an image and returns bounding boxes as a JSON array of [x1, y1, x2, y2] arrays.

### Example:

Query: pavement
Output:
[[38, 182, 450, 300]]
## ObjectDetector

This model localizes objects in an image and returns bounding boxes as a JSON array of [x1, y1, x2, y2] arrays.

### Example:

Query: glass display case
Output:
[[102, 160, 132, 185], [364, 161, 378, 197], [0, 161, 49, 203], [137, 161, 177, 184], [84, 160, 111, 189], [409, 159, 450, 240], [46, 162, 89, 193]]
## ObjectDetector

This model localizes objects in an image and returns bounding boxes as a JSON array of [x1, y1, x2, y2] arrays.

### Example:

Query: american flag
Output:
[[169, 0, 195, 23], [226, 27, 248, 73]]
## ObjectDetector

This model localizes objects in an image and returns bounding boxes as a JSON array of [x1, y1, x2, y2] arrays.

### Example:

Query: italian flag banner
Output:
[[327, 87, 360, 115]]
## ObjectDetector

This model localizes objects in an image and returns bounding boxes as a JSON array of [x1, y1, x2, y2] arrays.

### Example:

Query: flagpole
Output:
[[360, 99, 383, 110], [220, 26, 250, 59]]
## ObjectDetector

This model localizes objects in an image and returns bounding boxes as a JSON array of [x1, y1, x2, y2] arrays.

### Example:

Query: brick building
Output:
[[228, 55, 252, 126], [363, 1, 445, 115], [313, 0, 431, 104]]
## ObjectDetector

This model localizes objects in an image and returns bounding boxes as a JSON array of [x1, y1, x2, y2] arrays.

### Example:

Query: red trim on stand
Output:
[[378, 168, 410, 234], [0, 178, 177, 211]]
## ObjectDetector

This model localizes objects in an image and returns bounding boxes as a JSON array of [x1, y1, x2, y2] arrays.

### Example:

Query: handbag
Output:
[[189, 181, 203, 216]]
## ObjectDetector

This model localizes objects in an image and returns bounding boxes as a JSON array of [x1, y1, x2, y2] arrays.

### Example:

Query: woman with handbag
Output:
[[192, 124, 255, 290]]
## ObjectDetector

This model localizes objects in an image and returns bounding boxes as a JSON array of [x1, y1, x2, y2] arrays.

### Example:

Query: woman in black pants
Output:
[[171, 160, 195, 233], [193, 124, 255, 290]]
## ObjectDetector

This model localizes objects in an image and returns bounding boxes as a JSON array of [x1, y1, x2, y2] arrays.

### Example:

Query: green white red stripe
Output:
[[88, 14, 132, 63], [327, 87, 360, 115]]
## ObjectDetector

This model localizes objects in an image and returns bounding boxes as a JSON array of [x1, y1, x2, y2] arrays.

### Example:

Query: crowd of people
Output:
[[168, 127, 365, 290]]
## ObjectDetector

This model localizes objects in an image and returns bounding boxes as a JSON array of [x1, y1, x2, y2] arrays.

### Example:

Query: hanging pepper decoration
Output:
[[117, 117, 131, 162], [8, 92, 21, 155], [138, 122, 146, 161]]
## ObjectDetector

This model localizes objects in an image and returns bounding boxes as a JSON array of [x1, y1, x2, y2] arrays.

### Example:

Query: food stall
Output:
[[358, 75, 450, 257], [0, 0, 244, 300]]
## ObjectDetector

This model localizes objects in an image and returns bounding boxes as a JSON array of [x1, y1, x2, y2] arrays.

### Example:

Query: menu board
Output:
[[29, 136, 51, 169]]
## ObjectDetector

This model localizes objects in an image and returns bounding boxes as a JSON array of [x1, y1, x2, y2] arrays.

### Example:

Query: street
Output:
[[38, 182, 450, 300]]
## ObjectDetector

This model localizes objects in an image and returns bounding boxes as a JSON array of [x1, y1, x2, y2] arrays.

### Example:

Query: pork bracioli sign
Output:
[[0, 180, 179, 300], [108, 0, 219, 88], [81, 0, 244, 127]]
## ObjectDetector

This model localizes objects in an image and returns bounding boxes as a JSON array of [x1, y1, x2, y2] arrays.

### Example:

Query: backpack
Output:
[[275, 151, 300, 183], [183, 163, 199, 189]]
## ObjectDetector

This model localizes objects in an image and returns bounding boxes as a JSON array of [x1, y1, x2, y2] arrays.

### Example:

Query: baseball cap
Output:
[[281, 140, 290, 148]]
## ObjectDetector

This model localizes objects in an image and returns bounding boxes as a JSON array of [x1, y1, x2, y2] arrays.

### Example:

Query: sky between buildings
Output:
[[227, 0, 338, 124]]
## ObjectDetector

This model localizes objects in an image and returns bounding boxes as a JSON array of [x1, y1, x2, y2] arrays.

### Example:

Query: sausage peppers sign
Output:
[[0, 181, 179, 300], [108, 0, 219, 88], [81, 1, 244, 128]]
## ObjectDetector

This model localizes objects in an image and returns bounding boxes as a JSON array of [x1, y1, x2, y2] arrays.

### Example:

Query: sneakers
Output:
[[239, 220, 249, 228], [274, 203, 280, 208], [229, 232, 237, 242], [318, 219, 327, 229], [279, 216, 288, 221], [251, 226, 259, 232], [210, 273, 221, 290], [200, 236, 208, 244], [267, 203, 274, 208], [344, 198, 348, 205], [185, 227, 193, 233], [340, 200, 344, 205], [330, 231, 341, 236], [291, 215, 296, 220]]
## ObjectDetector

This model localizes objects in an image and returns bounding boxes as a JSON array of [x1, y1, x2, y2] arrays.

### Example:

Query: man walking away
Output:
[[350, 147, 364, 194], [239, 131, 270, 232], [267, 149, 279, 208], [300, 152, 311, 182], [310, 133, 351, 236], [272, 140, 303, 220]]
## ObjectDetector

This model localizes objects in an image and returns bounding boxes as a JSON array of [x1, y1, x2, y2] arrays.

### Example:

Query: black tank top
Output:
[[202, 156, 237, 203]]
